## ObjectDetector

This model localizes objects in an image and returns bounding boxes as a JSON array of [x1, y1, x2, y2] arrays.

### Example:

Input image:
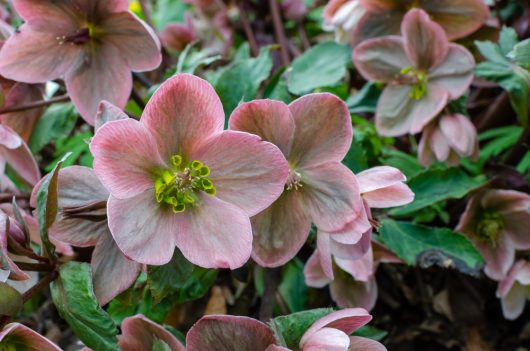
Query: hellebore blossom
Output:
[[118, 315, 185, 351], [0, 0, 162, 124], [159, 14, 197, 52], [90, 74, 288, 269], [497, 260, 530, 320], [280, 0, 308, 22], [0, 323, 61, 351], [351, 0, 489, 45], [323, 0, 366, 44], [418, 113, 479, 166], [0, 209, 30, 281], [457, 189, 530, 281], [353, 9, 475, 137], [230, 97, 363, 267], [0, 124, 40, 186]]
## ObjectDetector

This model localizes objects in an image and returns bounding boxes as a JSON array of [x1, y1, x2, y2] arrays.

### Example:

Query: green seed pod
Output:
[[0, 282, 23, 317]]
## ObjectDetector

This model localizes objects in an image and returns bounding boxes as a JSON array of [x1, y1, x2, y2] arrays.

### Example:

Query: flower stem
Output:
[[0, 94, 69, 114], [21, 270, 59, 304], [238, 1, 259, 56], [268, 0, 290, 66], [12, 261, 54, 272], [259, 267, 281, 322]]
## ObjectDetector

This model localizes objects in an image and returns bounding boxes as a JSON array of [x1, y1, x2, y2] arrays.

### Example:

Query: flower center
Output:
[[475, 212, 504, 245], [400, 67, 428, 100], [56, 23, 98, 45], [285, 169, 302, 191], [154, 155, 216, 213]]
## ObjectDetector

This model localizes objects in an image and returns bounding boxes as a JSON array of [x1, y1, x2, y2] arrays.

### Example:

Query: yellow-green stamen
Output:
[[476, 212, 504, 246], [400, 67, 428, 100]]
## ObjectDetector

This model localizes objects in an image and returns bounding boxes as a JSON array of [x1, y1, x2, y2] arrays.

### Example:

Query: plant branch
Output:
[[259, 267, 281, 322], [238, 1, 259, 56], [133, 72, 154, 89], [12, 261, 54, 272], [268, 0, 290, 66], [8, 235, 50, 263], [22, 270, 58, 303], [130, 88, 146, 110], [0, 94, 69, 114]]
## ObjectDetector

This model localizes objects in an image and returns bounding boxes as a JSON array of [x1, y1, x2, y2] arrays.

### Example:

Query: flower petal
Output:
[[331, 232, 371, 262], [141, 74, 224, 161], [0, 214, 30, 280], [65, 43, 132, 124], [0, 323, 61, 351], [475, 236, 515, 281], [503, 211, 530, 250], [362, 183, 415, 208], [316, 232, 334, 280], [351, 9, 403, 46], [357, 166, 406, 194], [335, 247, 374, 282], [90, 118, 165, 199], [119, 315, 185, 351], [500, 282, 527, 320], [301, 328, 350, 351], [439, 114, 476, 156], [186, 315, 276, 351], [288, 93, 352, 168], [95, 101, 129, 131], [101, 12, 162, 71], [0, 126, 40, 186], [429, 125, 451, 162], [229, 99, 295, 156], [304, 250, 333, 288], [481, 189, 530, 214], [12, 0, 79, 30], [0, 124, 22, 149], [429, 45, 475, 99], [190, 130, 288, 216], [330, 276, 378, 311], [349, 336, 387, 351]]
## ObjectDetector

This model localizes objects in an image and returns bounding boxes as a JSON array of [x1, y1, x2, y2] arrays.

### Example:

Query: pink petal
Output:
[[300, 308, 372, 347], [429, 45, 475, 100], [119, 314, 185, 351], [0, 213, 30, 280], [186, 315, 276, 351], [351, 10, 403, 46], [91, 232, 141, 306], [50, 218, 108, 248], [357, 166, 406, 194], [95, 101, 128, 131], [190, 130, 289, 216], [265, 346, 291, 351], [301, 327, 350, 351], [330, 276, 378, 311], [288, 93, 352, 168], [429, 125, 451, 162], [503, 211, 530, 250], [0, 126, 40, 186], [500, 283, 527, 320], [300, 162, 362, 232], [229, 99, 295, 156], [497, 260, 526, 298], [107, 190, 177, 265], [12, 0, 79, 30], [90, 118, 166, 199], [475, 236, 515, 281], [328, 208, 371, 245], [515, 261, 530, 285], [65, 43, 132, 124], [352, 36, 409, 83], [358, 0, 396, 12], [402, 9, 449, 70], [317, 232, 335, 280], [331, 232, 371, 262], [0, 24, 80, 83], [141, 74, 224, 161], [439, 114, 476, 156], [101, 12, 162, 71], [349, 336, 387, 351], [0, 323, 61, 351], [251, 191, 311, 267], [159, 18, 196, 52], [174, 194, 252, 269], [481, 189, 530, 214], [304, 250, 333, 288], [0, 124, 22, 149], [418, 127, 435, 166], [362, 183, 415, 208]]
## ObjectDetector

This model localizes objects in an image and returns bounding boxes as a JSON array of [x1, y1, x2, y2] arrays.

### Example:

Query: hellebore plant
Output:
[[0, 0, 162, 124], [353, 9, 475, 137], [323, 0, 366, 44], [0, 323, 61, 351], [90, 74, 288, 269], [0, 124, 40, 187], [457, 189, 530, 281], [117, 315, 185, 351], [159, 14, 197, 53], [351, 0, 489, 45], [230, 97, 363, 267], [497, 260, 530, 320], [418, 113, 479, 166]]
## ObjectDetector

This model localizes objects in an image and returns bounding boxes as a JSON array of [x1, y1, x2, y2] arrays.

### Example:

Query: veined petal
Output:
[[119, 315, 185, 351], [439, 114, 477, 156], [500, 282, 527, 320], [357, 166, 406, 194], [301, 328, 350, 351], [430, 125, 451, 162], [229, 99, 295, 156], [95, 101, 129, 131], [0, 124, 22, 149], [362, 183, 415, 208], [351, 9, 403, 46], [375, 85, 414, 137], [475, 236, 515, 281], [0, 126, 40, 186], [50, 218, 108, 248], [141, 74, 224, 161], [0, 323, 62, 351], [349, 336, 387, 351], [503, 211, 530, 250], [331, 232, 371, 261], [12, 0, 79, 33], [429, 45, 475, 100], [335, 247, 374, 282], [330, 275, 378, 311], [304, 250, 333, 288], [316, 232, 334, 280], [481, 189, 530, 214]]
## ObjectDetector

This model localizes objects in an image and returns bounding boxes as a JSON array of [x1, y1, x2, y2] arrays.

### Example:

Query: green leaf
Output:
[[0, 282, 22, 316], [499, 26, 519, 55], [288, 41, 351, 95], [175, 43, 221, 74], [28, 102, 77, 153], [352, 326, 388, 341], [346, 82, 381, 114], [377, 220, 484, 275], [263, 67, 292, 103], [151, 0, 188, 31], [173, 267, 218, 303], [390, 167, 487, 216], [509, 39, 530, 70], [147, 249, 195, 303], [379, 149, 423, 179], [278, 258, 307, 312], [269, 308, 334, 349], [51, 262, 119, 351]]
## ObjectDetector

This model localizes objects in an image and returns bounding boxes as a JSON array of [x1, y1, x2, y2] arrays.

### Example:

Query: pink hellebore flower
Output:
[[497, 260, 530, 320], [0, 209, 30, 281], [0, 124, 40, 186], [159, 14, 197, 52], [353, 9, 475, 137], [0, 0, 162, 125], [323, 0, 366, 44], [118, 315, 185, 351], [352, 0, 489, 45], [456, 189, 530, 281], [0, 323, 61, 351], [229, 97, 363, 267], [281, 0, 308, 22], [419, 113, 479, 166], [90, 74, 288, 269]]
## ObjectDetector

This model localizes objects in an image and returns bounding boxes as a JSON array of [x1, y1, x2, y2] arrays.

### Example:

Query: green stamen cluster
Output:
[[154, 155, 216, 213], [400, 67, 428, 100], [476, 212, 504, 246]]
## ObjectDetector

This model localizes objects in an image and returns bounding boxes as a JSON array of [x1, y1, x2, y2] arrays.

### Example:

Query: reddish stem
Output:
[[268, 0, 290, 66], [0, 95, 69, 114], [22, 270, 59, 303]]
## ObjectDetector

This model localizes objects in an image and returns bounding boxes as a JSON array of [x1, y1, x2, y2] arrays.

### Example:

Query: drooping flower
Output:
[[281, 0, 307, 22], [0, 323, 61, 351], [496, 260, 530, 320], [118, 315, 185, 351], [418, 113, 479, 166], [323, 0, 366, 44], [90, 74, 288, 269], [351, 0, 489, 45], [353, 9, 475, 136], [229, 97, 363, 267], [0, 0, 162, 124], [0, 124, 40, 186], [456, 189, 530, 281], [0, 208, 30, 281], [159, 14, 196, 52]]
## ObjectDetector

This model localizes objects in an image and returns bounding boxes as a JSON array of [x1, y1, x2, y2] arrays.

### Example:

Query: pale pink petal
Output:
[[410, 84, 450, 134], [159, 17, 196, 52], [141, 74, 224, 161], [357, 166, 406, 194], [304, 250, 333, 288], [90, 118, 165, 199], [174, 194, 252, 269], [0, 124, 22, 149], [251, 191, 311, 267], [429, 125, 451, 161], [351, 10, 403, 46], [0, 24, 80, 83], [329, 209, 371, 245], [349, 336, 387, 351], [336, 247, 374, 282], [50, 218, 108, 248], [190, 130, 289, 216], [12, 0, 79, 30], [0, 323, 61, 351], [186, 315, 276, 351], [481, 190, 530, 214], [107, 190, 177, 265], [497, 260, 526, 298], [65, 43, 132, 124], [362, 183, 414, 208], [0, 214, 29, 280], [323, 0, 351, 21], [401, 9, 449, 70], [503, 211, 530, 250], [429, 45, 475, 100], [352, 36, 410, 83], [515, 261, 530, 285], [91, 232, 141, 306], [358, 0, 396, 12], [119, 314, 185, 351], [475, 236, 515, 281], [330, 276, 378, 311], [500, 283, 527, 320], [300, 162, 362, 232], [301, 327, 350, 351], [0, 131, 40, 186], [288, 93, 352, 168], [331, 232, 371, 262], [101, 12, 162, 71], [418, 127, 435, 166], [439, 114, 476, 156], [95, 101, 128, 131], [229, 99, 295, 156], [317, 232, 334, 280], [265, 346, 291, 351]]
